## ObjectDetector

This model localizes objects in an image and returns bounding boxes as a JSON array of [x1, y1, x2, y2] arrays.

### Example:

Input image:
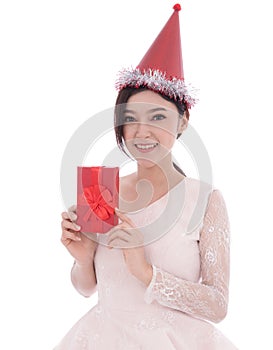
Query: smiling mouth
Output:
[[134, 143, 158, 151]]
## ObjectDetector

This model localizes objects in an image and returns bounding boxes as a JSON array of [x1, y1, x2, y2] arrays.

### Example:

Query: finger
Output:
[[115, 208, 135, 226], [61, 211, 77, 222], [107, 224, 133, 239], [109, 226, 144, 246], [68, 211, 77, 221], [107, 230, 130, 246], [61, 220, 81, 232], [111, 221, 143, 238], [61, 211, 70, 220], [61, 229, 81, 243], [109, 222, 129, 232], [108, 237, 129, 249], [68, 204, 77, 213], [106, 223, 130, 237]]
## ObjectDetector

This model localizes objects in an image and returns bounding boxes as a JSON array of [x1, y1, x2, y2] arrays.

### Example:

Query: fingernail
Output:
[[70, 213, 77, 220], [74, 224, 81, 230], [76, 236, 81, 241]]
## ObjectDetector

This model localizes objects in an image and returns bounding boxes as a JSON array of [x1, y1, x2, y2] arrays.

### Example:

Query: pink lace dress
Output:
[[54, 177, 237, 349]]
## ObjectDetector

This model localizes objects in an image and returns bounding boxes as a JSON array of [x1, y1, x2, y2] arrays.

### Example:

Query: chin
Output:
[[136, 158, 157, 169]]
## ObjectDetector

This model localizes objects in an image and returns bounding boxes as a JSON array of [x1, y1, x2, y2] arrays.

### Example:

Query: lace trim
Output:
[[144, 190, 230, 323]]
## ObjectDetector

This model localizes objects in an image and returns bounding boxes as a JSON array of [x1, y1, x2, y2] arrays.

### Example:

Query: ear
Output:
[[177, 113, 188, 134]]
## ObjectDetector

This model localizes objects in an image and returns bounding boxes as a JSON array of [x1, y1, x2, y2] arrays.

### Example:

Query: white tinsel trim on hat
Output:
[[115, 67, 198, 108]]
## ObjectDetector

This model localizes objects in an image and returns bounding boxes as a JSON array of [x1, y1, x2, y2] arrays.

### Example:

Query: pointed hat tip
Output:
[[173, 3, 181, 11]]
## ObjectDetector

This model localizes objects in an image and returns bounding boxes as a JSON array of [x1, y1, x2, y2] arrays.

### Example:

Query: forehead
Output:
[[126, 90, 178, 113]]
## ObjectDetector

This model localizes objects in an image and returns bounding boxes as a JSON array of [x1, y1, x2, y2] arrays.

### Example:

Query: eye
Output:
[[152, 114, 166, 121], [123, 116, 136, 123]]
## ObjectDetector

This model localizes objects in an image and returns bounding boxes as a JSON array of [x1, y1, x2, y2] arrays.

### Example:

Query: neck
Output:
[[136, 154, 180, 189]]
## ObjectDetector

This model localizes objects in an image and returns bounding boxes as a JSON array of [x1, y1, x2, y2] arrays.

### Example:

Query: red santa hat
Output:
[[115, 4, 197, 109]]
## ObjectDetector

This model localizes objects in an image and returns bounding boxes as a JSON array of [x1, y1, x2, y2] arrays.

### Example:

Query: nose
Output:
[[135, 121, 152, 137]]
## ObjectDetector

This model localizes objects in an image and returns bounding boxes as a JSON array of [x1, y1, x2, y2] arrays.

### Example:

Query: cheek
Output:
[[123, 128, 136, 150], [159, 127, 177, 145], [163, 137, 176, 151], [123, 126, 134, 140], [122, 123, 178, 144]]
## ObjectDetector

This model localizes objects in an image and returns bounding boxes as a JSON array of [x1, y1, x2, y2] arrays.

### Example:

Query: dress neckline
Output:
[[125, 176, 188, 215]]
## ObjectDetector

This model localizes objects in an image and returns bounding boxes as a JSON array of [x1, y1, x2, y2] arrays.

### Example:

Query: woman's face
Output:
[[122, 90, 188, 168]]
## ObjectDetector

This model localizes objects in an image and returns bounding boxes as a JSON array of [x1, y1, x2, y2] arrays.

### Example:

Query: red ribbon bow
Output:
[[80, 185, 115, 222]]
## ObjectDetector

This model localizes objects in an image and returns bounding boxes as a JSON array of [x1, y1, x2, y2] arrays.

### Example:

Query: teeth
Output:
[[135, 144, 157, 150]]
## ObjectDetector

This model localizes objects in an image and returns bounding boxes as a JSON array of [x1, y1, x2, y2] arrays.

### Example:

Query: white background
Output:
[[0, 0, 272, 349]]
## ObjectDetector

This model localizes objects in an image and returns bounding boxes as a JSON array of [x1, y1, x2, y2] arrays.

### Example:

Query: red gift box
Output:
[[77, 166, 119, 234]]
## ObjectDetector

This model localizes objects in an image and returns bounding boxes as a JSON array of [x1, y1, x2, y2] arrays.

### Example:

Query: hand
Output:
[[107, 208, 153, 286], [61, 205, 98, 265]]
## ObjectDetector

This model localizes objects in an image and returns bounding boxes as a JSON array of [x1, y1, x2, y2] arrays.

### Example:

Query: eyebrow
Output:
[[123, 107, 167, 114]]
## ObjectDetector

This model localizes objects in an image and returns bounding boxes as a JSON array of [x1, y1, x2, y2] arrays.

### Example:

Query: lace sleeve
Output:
[[144, 190, 230, 323]]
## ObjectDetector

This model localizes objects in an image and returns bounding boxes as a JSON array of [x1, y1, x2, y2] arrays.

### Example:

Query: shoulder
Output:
[[185, 177, 226, 203], [197, 183, 230, 238], [185, 176, 212, 190], [184, 177, 214, 205], [199, 188, 230, 247], [185, 178, 229, 226], [205, 189, 229, 222]]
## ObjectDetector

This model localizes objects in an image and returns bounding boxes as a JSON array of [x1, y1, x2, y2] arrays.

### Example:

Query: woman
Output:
[[56, 5, 237, 349]]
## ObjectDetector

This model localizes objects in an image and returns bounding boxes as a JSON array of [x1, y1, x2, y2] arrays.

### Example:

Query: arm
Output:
[[61, 207, 98, 298], [144, 189, 230, 323], [71, 253, 98, 297]]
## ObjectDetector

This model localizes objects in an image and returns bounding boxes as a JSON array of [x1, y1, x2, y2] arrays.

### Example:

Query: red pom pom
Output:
[[173, 3, 181, 11]]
